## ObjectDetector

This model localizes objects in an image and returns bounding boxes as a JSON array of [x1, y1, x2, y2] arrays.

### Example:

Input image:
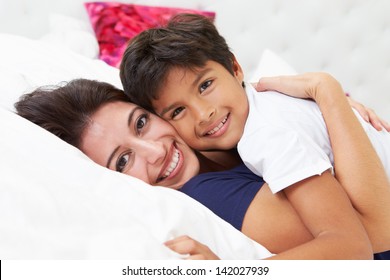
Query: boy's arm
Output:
[[251, 81, 390, 132], [256, 72, 390, 253], [268, 171, 372, 259], [166, 172, 373, 259]]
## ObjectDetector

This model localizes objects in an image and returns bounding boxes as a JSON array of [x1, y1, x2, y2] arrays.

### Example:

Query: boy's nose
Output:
[[196, 103, 216, 125]]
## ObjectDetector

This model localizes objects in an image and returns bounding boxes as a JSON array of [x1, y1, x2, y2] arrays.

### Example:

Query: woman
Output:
[[14, 75, 390, 259]]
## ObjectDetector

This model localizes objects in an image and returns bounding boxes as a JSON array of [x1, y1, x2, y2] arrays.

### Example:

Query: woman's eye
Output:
[[135, 113, 148, 133], [116, 154, 129, 173], [200, 80, 212, 93], [171, 107, 184, 119]]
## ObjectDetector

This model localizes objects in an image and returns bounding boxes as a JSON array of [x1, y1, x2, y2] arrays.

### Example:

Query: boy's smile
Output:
[[153, 59, 249, 151], [203, 113, 230, 137]]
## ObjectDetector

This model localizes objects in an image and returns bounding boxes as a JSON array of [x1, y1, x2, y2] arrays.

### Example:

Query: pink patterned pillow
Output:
[[84, 2, 216, 67]]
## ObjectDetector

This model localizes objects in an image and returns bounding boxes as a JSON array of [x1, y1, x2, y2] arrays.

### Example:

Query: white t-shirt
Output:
[[237, 83, 390, 193]]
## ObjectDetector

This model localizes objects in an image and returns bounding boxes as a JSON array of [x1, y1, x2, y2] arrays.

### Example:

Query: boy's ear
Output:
[[232, 55, 244, 82]]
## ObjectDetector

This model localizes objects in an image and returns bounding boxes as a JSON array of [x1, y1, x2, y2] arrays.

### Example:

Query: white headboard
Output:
[[1, 0, 389, 120]]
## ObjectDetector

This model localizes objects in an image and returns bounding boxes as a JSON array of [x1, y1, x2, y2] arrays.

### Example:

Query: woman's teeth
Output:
[[163, 148, 180, 178], [206, 115, 228, 135]]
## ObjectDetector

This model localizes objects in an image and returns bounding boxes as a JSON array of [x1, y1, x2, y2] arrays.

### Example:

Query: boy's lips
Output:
[[156, 142, 182, 183], [203, 113, 230, 137]]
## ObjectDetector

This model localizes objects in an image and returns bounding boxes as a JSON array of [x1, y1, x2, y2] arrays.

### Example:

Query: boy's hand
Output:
[[253, 73, 390, 132], [164, 235, 220, 260]]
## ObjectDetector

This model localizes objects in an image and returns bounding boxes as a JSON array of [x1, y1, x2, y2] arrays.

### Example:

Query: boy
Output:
[[120, 13, 390, 192]]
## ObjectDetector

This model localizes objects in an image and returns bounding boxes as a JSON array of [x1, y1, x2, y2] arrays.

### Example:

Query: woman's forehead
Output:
[[98, 101, 138, 113]]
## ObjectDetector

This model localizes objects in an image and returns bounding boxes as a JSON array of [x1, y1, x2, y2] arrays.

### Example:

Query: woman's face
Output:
[[80, 101, 200, 190]]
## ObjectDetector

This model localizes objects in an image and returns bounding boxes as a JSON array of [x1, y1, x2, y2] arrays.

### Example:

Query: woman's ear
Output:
[[232, 55, 244, 82]]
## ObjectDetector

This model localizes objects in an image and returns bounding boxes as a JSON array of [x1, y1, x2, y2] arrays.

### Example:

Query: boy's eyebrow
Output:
[[159, 104, 177, 118], [158, 68, 212, 117], [191, 68, 211, 89], [106, 106, 143, 168]]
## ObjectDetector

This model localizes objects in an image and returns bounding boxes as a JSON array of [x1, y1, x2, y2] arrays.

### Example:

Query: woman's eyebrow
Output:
[[106, 106, 143, 169], [128, 106, 143, 126]]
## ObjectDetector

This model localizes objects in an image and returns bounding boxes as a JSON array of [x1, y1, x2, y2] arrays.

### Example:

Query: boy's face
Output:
[[80, 101, 200, 190], [152, 59, 249, 151]]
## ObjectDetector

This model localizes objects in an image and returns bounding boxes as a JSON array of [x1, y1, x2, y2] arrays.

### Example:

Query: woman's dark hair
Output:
[[15, 79, 129, 148]]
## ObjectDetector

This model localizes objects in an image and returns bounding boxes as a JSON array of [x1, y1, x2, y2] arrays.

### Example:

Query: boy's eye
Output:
[[171, 107, 185, 119], [199, 80, 212, 93], [116, 153, 130, 173]]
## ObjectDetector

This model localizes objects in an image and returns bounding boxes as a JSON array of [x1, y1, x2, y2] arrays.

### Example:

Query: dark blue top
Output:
[[180, 163, 265, 230]]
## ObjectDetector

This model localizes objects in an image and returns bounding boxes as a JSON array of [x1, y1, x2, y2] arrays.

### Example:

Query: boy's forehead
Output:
[[163, 66, 198, 86], [166, 63, 212, 83]]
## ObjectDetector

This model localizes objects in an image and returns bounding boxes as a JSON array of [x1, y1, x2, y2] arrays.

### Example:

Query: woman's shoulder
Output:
[[180, 163, 265, 231]]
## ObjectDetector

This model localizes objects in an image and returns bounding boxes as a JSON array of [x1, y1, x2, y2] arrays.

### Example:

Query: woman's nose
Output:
[[136, 139, 166, 164]]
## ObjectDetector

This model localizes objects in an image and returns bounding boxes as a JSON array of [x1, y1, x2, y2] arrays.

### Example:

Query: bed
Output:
[[0, 0, 389, 259]]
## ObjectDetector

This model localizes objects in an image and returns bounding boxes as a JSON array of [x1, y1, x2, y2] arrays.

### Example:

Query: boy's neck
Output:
[[197, 149, 242, 173]]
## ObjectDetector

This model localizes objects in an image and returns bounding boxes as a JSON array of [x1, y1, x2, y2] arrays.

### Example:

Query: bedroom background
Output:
[[0, 0, 389, 260], [1, 0, 389, 120]]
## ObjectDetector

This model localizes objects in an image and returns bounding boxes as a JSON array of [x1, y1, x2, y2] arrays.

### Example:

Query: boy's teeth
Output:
[[207, 116, 228, 135]]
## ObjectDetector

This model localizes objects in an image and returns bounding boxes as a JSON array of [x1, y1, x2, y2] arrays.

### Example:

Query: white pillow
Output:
[[40, 14, 99, 59], [249, 49, 297, 82], [0, 33, 279, 259], [0, 33, 121, 111]]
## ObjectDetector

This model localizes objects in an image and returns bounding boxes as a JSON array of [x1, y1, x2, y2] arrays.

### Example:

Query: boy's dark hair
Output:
[[120, 13, 235, 113], [15, 79, 129, 148]]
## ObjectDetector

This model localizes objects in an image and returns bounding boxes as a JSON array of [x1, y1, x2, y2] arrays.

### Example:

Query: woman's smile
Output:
[[157, 143, 182, 183]]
